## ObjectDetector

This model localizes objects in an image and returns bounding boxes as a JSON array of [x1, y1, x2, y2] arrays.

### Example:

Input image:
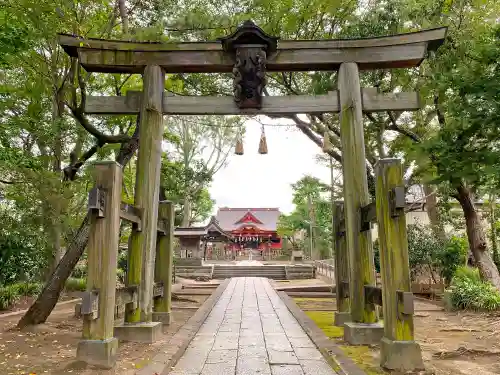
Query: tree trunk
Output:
[[17, 129, 140, 328], [17, 214, 90, 328], [50, 57, 65, 270], [182, 196, 192, 227], [423, 184, 446, 241], [489, 194, 500, 270], [118, 0, 129, 34], [456, 183, 500, 290], [181, 120, 192, 227]]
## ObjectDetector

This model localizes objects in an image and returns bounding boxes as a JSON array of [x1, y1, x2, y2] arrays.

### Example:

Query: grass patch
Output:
[[304, 311, 344, 338], [339, 345, 385, 375], [293, 297, 333, 302], [0, 285, 20, 310], [303, 305, 385, 375], [65, 277, 86, 292]]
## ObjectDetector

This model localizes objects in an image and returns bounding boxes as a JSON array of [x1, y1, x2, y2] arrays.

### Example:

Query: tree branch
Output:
[[68, 106, 131, 143]]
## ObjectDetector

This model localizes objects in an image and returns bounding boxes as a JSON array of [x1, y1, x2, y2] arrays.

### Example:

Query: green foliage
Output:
[[0, 214, 48, 285], [438, 236, 468, 283], [160, 157, 215, 225], [116, 268, 126, 284], [117, 250, 128, 273], [278, 175, 333, 259], [450, 267, 500, 311], [406, 223, 444, 281], [453, 266, 482, 284], [0, 282, 42, 310], [71, 263, 87, 279], [387, 222, 467, 284], [65, 278, 86, 292], [0, 285, 20, 310], [14, 282, 42, 296]]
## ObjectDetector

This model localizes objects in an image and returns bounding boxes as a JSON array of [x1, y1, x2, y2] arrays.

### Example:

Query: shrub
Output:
[[404, 222, 467, 285], [450, 266, 500, 311], [436, 236, 468, 284], [117, 251, 127, 273], [14, 282, 42, 296], [0, 285, 21, 310], [65, 277, 86, 292], [116, 268, 126, 284], [453, 265, 481, 283], [71, 262, 87, 279]]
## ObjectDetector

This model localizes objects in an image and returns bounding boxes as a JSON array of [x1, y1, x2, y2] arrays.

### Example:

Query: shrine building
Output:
[[215, 207, 282, 252]]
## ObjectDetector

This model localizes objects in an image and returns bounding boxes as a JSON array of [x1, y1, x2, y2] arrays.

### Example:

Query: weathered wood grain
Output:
[[338, 62, 378, 324], [125, 65, 165, 324], [84, 90, 419, 115], [153, 201, 174, 324], [333, 203, 350, 318], [83, 161, 122, 340], [375, 158, 423, 371], [375, 159, 416, 340], [59, 27, 446, 73], [59, 28, 446, 52], [75, 43, 427, 73], [119, 203, 142, 230]]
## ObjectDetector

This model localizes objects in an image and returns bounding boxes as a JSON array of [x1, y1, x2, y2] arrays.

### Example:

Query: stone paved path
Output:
[[169, 277, 338, 375]]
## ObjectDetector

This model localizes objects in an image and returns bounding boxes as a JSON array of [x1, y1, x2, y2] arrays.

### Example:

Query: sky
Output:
[[209, 117, 335, 215]]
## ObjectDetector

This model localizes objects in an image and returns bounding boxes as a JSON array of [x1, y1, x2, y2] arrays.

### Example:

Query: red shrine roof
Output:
[[215, 207, 281, 232]]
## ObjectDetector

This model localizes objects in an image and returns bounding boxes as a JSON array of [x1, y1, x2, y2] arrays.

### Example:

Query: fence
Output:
[[314, 260, 335, 280]]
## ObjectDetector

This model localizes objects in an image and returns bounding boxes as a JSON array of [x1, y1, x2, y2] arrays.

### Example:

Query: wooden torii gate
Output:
[[59, 21, 446, 371]]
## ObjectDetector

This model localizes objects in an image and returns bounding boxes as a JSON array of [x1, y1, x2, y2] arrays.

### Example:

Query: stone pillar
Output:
[[375, 159, 423, 371], [153, 201, 174, 324], [76, 161, 122, 368], [338, 62, 383, 344], [333, 202, 351, 326], [119, 65, 164, 342]]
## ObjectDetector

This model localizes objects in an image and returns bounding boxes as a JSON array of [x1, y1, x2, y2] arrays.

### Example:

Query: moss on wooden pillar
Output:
[[153, 200, 174, 324], [77, 161, 122, 367], [375, 158, 423, 371], [126, 65, 165, 324], [338, 62, 378, 324]]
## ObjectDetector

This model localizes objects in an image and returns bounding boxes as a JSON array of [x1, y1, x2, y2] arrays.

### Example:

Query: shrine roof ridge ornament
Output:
[[58, 25, 447, 74]]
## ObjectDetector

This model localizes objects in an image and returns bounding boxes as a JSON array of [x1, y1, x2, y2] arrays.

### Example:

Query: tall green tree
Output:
[[278, 176, 338, 259]]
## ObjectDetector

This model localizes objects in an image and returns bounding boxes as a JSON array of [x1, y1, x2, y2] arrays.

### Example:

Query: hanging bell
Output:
[[258, 126, 268, 154], [235, 134, 244, 155], [322, 131, 332, 153]]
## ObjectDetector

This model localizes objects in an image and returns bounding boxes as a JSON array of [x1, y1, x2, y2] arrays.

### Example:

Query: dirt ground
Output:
[[0, 292, 81, 317], [0, 294, 209, 375], [294, 297, 500, 375]]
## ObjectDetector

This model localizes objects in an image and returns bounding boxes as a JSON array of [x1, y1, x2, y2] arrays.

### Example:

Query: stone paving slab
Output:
[[168, 277, 338, 375]]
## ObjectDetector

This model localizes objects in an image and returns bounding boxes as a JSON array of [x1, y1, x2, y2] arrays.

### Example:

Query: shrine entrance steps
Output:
[[212, 265, 287, 280], [168, 277, 338, 375]]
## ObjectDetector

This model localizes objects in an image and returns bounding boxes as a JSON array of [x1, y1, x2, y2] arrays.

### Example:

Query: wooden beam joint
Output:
[[390, 186, 406, 217], [120, 203, 143, 231], [364, 285, 383, 306], [81, 290, 99, 319], [152, 282, 164, 298], [88, 187, 105, 217], [338, 281, 350, 298], [397, 290, 415, 316], [360, 202, 377, 232]]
